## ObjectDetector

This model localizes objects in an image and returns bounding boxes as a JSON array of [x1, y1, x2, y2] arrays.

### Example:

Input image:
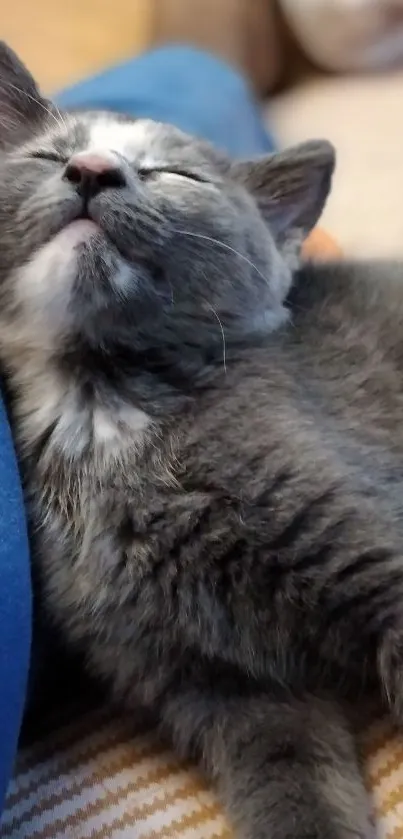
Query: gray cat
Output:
[[1, 41, 402, 839]]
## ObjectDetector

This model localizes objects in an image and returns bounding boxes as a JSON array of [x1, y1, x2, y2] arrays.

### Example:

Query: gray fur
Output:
[[1, 41, 399, 839]]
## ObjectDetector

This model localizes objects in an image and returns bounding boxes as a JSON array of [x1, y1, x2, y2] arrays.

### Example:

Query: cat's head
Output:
[[0, 43, 335, 385]]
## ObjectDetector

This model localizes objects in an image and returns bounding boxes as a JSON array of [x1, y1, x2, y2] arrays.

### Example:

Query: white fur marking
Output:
[[110, 262, 135, 299], [17, 221, 97, 294], [13, 221, 99, 342], [88, 118, 160, 168], [93, 405, 150, 460], [18, 368, 150, 462]]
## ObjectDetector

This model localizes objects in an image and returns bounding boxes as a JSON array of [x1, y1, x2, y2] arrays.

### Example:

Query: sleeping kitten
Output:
[[2, 41, 403, 839]]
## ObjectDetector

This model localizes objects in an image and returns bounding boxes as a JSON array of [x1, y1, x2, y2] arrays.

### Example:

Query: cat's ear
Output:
[[230, 141, 335, 257], [0, 42, 49, 149]]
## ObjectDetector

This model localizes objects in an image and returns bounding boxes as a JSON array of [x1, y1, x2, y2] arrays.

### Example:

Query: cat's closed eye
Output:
[[137, 167, 210, 185], [29, 151, 68, 165]]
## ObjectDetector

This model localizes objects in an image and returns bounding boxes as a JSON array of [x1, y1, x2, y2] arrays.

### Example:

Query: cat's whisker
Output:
[[52, 102, 68, 134], [2, 81, 62, 131], [173, 229, 269, 286], [206, 302, 227, 374], [167, 279, 175, 306]]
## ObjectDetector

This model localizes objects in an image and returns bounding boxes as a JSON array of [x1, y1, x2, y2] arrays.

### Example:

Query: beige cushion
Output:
[[270, 69, 403, 259], [280, 0, 403, 72]]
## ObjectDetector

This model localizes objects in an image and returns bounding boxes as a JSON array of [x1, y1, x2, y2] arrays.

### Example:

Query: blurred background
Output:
[[4, 0, 403, 259]]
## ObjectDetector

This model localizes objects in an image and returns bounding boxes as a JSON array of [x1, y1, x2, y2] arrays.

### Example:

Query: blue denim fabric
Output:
[[57, 45, 276, 157], [0, 396, 31, 813]]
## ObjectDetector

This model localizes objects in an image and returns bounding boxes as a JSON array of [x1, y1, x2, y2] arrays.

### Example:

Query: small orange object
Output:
[[303, 227, 343, 261]]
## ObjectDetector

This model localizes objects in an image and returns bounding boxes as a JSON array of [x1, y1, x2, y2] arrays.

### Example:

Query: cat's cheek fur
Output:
[[2, 227, 135, 356], [12, 225, 95, 336]]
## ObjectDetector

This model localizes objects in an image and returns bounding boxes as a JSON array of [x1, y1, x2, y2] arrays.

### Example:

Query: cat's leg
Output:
[[162, 692, 373, 839]]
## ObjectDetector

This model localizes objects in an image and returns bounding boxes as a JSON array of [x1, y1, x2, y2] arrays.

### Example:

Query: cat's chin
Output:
[[58, 219, 100, 248]]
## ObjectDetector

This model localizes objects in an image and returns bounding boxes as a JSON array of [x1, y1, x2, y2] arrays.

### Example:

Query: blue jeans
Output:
[[0, 45, 275, 814], [0, 399, 31, 810]]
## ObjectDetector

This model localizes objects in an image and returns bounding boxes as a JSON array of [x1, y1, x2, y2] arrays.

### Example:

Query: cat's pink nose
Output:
[[63, 151, 126, 198]]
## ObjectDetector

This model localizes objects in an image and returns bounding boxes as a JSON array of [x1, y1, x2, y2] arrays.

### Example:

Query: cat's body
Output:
[[0, 42, 401, 839], [26, 258, 403, 708]]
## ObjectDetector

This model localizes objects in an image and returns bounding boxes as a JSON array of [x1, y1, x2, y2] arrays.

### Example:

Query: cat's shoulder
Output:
[[289, 259, 403, 319]]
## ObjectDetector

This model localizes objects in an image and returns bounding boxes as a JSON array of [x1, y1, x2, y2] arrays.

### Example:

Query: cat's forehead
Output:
[[43, 112, 216, 170]]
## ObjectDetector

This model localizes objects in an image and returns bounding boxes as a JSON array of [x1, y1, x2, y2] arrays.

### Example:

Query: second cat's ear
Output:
[[0, 42, 50, 149], [230, 141, 335, 255]]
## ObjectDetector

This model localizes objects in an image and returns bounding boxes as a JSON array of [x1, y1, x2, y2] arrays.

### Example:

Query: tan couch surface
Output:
[[270, 69, 403, 259]]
